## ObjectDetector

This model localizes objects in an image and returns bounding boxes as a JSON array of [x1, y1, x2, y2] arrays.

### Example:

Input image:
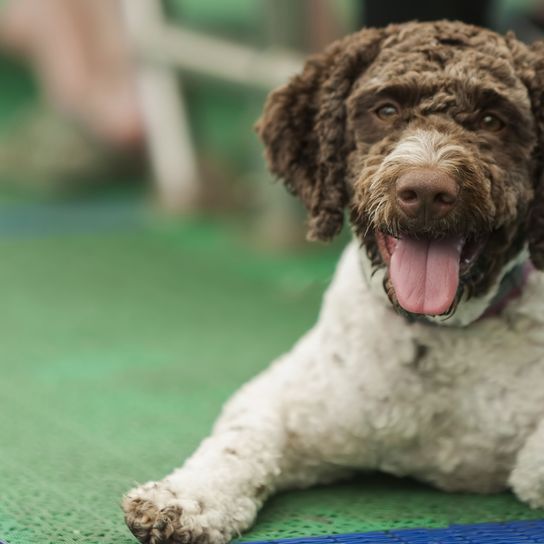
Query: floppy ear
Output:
[[256, 28, 385, 241], [513, 37, 544, 269], [529, 172, 544, 270]]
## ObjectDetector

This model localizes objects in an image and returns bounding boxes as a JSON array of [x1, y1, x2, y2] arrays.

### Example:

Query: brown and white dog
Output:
[[123, 21, 544, 544]]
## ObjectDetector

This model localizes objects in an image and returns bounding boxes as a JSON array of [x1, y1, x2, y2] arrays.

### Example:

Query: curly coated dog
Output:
[[123, 20, 544, 543]]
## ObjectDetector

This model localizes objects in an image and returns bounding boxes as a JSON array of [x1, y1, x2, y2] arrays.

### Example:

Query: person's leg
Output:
[[0, 0, 144, 148]]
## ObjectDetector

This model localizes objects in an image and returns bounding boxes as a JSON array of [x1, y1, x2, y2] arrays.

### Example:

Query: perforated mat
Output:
[[0, 199, 543, 544]]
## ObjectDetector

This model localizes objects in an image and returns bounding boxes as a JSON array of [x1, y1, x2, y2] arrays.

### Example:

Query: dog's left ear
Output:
[[256, 27, 385, 241], [510, 35, 544, 269]]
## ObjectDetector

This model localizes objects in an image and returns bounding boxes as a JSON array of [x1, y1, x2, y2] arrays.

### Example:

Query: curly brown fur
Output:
[[514, 37, 544, 269], [256, 27, 385, 241], [258, 20, 544, 318]]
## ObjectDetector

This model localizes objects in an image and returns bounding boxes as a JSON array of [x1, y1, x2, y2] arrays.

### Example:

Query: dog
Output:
[[123, 20, 544, 544]]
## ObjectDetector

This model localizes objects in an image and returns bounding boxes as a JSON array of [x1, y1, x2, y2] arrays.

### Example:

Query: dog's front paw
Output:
[[123, 482, 227, 544], [123, 481, 253, 544]]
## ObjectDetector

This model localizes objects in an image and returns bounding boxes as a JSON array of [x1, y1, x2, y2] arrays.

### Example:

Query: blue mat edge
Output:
[[245, 519, 544, 543]]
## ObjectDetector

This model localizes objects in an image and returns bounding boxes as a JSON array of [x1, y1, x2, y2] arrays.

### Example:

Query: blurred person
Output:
[[0, 0, 144, 150]]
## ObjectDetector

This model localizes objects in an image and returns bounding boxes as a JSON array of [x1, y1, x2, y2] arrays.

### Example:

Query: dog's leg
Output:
[[509, 417, 544, 508], [123, 347, 353, 544]]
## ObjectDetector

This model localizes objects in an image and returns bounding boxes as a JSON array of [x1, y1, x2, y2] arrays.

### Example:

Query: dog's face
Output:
[[348, 33, 536, 318], [258, 21, 544, 322]]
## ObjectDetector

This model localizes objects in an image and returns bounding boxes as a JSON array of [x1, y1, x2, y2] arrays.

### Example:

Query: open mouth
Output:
[[376, 232, 485, 316]]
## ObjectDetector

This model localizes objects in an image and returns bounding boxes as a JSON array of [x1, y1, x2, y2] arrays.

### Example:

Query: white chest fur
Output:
[[280, 243, 544, 491]]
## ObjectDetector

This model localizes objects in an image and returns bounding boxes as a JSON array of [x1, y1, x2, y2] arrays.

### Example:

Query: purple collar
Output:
[[480, 261, 534, 320]]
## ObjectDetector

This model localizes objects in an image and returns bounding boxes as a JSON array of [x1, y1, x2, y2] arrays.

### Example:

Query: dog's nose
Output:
[[396, 169, 459, 220]]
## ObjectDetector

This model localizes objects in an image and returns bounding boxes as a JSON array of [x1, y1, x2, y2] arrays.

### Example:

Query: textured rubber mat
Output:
[[0, 200, 543, 543], [248, 520, 544, 543]]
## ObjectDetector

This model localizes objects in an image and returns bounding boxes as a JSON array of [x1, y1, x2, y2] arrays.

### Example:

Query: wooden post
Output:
[[121, 0, 200, 212]]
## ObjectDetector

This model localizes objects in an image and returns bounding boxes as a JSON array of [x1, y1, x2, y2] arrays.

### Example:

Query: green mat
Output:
[[0, 198, 542, 544]]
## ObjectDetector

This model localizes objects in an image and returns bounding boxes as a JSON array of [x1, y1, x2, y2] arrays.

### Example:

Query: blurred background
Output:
[[0, 0, 541, 242], [0, 0, 542, 231], [1, 2, 544, 544]]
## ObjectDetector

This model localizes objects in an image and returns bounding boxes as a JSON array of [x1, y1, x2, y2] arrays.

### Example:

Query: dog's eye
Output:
[[375, 103, 400, 121], [479, 113, 504, 132]]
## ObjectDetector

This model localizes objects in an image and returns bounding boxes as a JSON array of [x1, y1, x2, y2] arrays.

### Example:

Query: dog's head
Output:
[[257, 20, 544, 324]]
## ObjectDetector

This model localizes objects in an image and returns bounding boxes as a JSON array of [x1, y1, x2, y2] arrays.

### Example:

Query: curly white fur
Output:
[[124, 241, 544, 543]]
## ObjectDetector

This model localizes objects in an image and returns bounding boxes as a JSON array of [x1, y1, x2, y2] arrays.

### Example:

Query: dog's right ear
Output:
[[256, 28, 385, 242]]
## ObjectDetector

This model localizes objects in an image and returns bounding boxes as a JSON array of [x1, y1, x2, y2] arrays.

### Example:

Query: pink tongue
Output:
[[389, 237, 463, 315]]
